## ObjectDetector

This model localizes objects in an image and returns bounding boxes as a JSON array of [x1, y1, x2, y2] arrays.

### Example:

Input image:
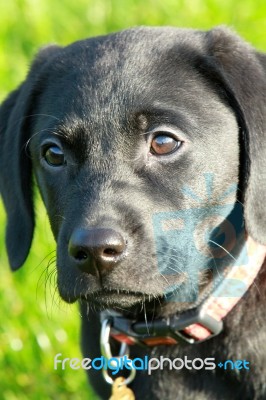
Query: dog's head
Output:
[[1, 27, 265, 312]]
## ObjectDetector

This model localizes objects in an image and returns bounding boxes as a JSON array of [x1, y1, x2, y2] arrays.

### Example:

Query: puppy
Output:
[[0, 26, 266, 400]]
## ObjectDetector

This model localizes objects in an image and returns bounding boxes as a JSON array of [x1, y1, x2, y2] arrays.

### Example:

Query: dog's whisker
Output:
[[157, 272, 172, 286], [251, 280, 262, 296], [161, 265, 184, 274], [236, 199, 244, 207], [22, 113, 61, 122], [155, 248, 185, 263], [42, 265, 57, 316], [199, 245, 221, 280], [142, 296, 150, 335], [7, 113, 61, 134], [51, 285, 62, 312], [45, 265, 57, 309], [47, 270, 58, 315], [23, 127, 56, 154], [154, 254, 184, 271], [208, 240, 237, 261], [36, 254, 57, 301], [32, 249, 57, 274]]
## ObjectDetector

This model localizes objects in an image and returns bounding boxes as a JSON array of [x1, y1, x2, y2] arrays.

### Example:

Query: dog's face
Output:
[[1, 27, 266, 313]]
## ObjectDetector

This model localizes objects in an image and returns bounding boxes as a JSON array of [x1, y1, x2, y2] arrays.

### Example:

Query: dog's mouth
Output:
[[81, 289, 161, 314], [75, 268, 216, 319], [57, 274, 166, 310], [58, 270, 211, 316]]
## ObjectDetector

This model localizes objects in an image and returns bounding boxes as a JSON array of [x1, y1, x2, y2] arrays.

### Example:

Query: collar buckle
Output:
[[108, 307, 223, 346], [169, 309, 223, 343]]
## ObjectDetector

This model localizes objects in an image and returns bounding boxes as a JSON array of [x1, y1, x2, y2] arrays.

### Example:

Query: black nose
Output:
[[68, 228, 127, 275]]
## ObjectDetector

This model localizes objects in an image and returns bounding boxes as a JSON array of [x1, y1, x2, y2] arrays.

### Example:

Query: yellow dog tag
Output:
[[109, 377, 135, 400]]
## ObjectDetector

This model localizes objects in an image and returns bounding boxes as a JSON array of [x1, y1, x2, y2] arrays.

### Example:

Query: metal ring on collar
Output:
[[100, 318, 136, 385], [100, 318, 129, 362], [102, 366, 136, 386]]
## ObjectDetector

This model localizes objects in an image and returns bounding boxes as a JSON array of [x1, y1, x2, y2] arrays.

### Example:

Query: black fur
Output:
[[1, 27, 266, 399]]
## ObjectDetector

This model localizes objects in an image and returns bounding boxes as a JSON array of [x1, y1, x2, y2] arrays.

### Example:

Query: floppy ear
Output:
[[0, 45, 61, 270], [202, 27, 266, 244]]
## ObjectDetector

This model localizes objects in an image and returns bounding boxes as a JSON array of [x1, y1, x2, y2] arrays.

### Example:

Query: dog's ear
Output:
[[202, 27, 266, 244], [0, 45, 61, 270]]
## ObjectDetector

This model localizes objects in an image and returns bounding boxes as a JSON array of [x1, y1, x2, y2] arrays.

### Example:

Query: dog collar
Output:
[[101, 236, 266, 346]]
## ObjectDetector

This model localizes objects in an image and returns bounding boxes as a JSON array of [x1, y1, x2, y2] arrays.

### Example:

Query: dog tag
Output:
[[109, 377, 135, 400]]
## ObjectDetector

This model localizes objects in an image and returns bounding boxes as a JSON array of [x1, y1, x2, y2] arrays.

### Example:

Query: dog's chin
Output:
[[83, 290, 148, 312], [80, 290, 196, 318], [58, 283, 207, 316], [58, 285, 162, 315]]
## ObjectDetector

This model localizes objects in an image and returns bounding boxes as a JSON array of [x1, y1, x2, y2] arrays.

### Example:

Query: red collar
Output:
[[102, 236, 266, 346]]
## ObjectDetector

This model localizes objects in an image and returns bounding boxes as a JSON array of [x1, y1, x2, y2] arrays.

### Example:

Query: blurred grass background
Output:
[[0, 1, 265, 399]]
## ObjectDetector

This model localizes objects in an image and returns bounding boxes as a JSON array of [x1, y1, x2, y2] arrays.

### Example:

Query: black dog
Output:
[[1, 26, 266, 399]]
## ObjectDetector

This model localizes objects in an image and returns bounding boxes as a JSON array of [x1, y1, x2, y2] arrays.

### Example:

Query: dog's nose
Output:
[[68, 228, 127, 274]]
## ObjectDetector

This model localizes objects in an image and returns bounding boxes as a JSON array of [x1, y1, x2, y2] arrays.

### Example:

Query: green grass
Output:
[[0, 195, 99, 399], [0, 0, 265, 399]]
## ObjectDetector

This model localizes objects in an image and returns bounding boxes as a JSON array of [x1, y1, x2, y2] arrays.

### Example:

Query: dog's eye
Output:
[[150, 134, 182, 155], [44, 145, 65, 166]]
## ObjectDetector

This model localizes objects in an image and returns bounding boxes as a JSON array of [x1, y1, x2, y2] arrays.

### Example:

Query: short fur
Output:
[[1, 26, 266, 399]]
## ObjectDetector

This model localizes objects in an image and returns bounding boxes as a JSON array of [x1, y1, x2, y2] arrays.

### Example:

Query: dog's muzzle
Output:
[[100, 236, 266, 347]]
